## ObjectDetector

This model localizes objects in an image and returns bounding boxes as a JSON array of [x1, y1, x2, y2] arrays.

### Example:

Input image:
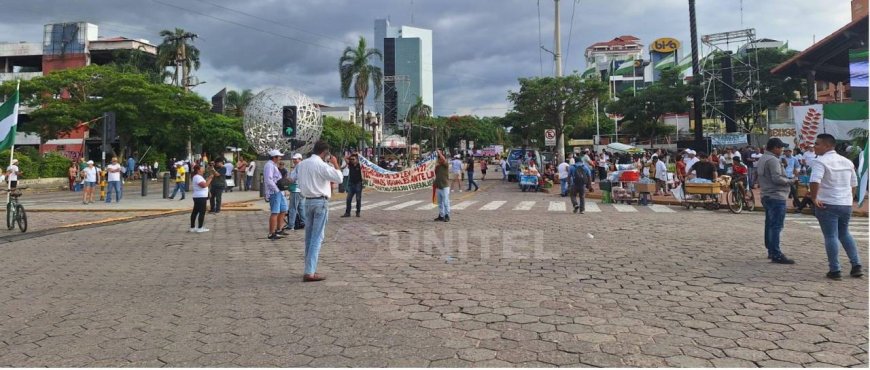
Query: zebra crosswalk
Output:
[[325, 198, 683, 214], [786, 215, 869, 241]]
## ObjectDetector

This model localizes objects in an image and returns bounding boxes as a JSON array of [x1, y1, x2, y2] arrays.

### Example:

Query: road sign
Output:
[[544, 129, 556, 146], [460, 140, 467, 150], [468, 141, 474, 150]]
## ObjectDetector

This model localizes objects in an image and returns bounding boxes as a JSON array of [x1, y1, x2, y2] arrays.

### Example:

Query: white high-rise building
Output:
[[374, 19, 433, 125]]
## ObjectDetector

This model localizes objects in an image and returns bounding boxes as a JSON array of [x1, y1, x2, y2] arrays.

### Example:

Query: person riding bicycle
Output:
[[731, 157, 748, 190]]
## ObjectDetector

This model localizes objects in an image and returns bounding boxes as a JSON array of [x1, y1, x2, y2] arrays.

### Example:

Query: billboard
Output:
[[850, 49, 868, 88]]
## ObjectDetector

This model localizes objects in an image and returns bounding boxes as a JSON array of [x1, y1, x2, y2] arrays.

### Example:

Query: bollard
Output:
[[163, 173, 170, 199], [141, 171, 148, 196], [259, 180, 265, 198]]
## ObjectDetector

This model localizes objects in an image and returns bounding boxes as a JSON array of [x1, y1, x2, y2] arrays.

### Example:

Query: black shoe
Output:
[[356, 212, 360, 217], [573, 205, 579, 214], [444, 215, 450, 222], [851, 265, 863, 278], [267, 233, 282, 240], [341, 213, 351, 218], [579, 210, 585, 214], [771, 256, 795, 264], [434, 216, 444, 222], [276, 230, 289, 236], [474, 188, 479, 191], [826, 271, 842, 280]]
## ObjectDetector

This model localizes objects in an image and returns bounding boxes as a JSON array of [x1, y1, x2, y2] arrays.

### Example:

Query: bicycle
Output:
[[726, 178, 755, 214], [4, 186, 27, 232]]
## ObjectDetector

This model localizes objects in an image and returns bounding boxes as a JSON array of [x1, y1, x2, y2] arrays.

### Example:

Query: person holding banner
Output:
[[434, 150, 451, 222]]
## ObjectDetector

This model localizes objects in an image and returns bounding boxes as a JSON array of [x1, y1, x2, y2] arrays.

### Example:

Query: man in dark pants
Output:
[[208, 158, 227, 213], [341, 153, 363, 218], [757, 138, 795, 264], [569, 162, 594, 214]]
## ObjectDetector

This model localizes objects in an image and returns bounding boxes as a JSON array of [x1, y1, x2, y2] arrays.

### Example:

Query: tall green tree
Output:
[[406, 96, 432, 125], [606, 68, 692, 141], [157, 28, 201, 87], [320, 116, 370, 153], [226, 89, 254, 117], [507, 75, 606, 155], [339, 36, 383, 125]]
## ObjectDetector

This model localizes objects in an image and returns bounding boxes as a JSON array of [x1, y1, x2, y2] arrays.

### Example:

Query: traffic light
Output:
[[282, 106, 297, 138]]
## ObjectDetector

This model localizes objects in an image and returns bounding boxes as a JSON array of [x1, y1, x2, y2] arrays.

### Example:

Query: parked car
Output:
[[505, 148, 542, 182]]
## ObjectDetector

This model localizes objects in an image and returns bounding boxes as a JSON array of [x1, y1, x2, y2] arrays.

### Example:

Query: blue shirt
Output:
[[567, 163, 592, 185], [782, 156, 798, 179], [127, 157, 136, 171]]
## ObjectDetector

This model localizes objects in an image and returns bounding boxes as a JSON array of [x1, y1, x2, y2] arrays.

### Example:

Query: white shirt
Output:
[[341, 160, 350, 176], [6, 164, 19, 181], [106, 163, 122, 182], [246, 161, 256, 176], [291, 155, 343, 199], [803, 151, 818, 168], [655, 160, 668, 182], [83, 167, 97, 182], [192, 174, 209, 198], [684, 157, 699, 173], [557, 162, 570, 179], [224, 162, 233, 177], [450, 159, 463, 173], [810, 150, 857, 206], [599, 154, 609, 167]]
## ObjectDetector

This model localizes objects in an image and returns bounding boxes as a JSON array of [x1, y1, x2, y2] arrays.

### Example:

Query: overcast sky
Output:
[[0, 0, 854, 117]]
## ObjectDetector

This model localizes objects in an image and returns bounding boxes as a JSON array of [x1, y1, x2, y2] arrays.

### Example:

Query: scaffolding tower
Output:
[[377, 74, 412, 132], [700, 28, 762, 134]]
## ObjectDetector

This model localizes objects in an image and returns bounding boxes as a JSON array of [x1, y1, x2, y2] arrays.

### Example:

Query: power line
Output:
[[564, 0, 579, 68], [191, 0, 346, 46], [151, 0, 342, 52]]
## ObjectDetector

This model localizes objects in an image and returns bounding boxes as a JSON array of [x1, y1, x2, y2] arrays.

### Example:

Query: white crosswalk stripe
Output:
[[548, 201, 566, 212], [360, 200, 396, 210], [613, 204, 638, 212], [584, 202, 601, 213], [649, 204, 676, 213], [480, 201, 507, 210], [416, 203, 438, 210], [514, 201, 535, 211], [384, 200, 424, 210], [329, 202, 352, 211], [452, 201, 478, 210]]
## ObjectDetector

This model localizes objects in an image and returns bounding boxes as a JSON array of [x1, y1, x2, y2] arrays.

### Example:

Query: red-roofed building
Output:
[[585, 35, 644, 69]]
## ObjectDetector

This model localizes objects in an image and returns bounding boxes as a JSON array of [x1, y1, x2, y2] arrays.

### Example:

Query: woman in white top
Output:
[[190, 164, 217, 233]]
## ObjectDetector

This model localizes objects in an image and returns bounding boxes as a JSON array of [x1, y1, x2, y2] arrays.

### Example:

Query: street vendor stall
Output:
[[606, 142, 644, 154]]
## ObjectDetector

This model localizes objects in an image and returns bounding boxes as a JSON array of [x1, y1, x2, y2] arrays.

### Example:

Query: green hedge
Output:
[[1, 149, 73, 179]]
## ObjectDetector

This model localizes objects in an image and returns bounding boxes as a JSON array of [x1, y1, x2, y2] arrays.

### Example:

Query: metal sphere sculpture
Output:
[[243, 87, 321, 155]]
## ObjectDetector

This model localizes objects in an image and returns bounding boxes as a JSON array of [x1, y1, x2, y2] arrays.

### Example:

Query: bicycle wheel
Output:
[[745, 190, 756, 212], [6, 202, 13, 230], [727, 189, 742, 213], [15, 204, 26, 232]]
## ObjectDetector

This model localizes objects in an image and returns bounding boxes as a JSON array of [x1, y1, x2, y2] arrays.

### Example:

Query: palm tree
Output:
[[157, 28, 201, 87], [339, 36, 383, 125], [226, 89, 254, 117], [406, 95, 432, 124]]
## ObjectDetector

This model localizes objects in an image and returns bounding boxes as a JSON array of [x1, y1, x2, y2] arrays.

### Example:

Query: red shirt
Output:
[[733, 164, 748, 175], [676, 161, 686, 178]]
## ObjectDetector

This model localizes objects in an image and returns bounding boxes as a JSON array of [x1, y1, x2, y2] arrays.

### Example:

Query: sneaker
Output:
[[189, 228, 197, 232], [276, 230, 289, 236], [771, 256, 795, 264], [444, 215, 450, 222], [434, 216, 444, 222], [851, 265, 863, 278], [195, 228, 210, 233], [826, 271, 842, 280], [573, 205, 579, 214], [267, 233, 281, 240], [341, 213, 351, 218]]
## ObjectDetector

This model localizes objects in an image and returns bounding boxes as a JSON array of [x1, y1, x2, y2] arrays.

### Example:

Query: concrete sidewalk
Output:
[[21, 189, 265, 212]]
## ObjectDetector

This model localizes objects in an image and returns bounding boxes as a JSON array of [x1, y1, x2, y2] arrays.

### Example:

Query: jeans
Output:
[[287, 192, 305, 227], [570, 185, 586, 211], [560, 178, 568, 196], [209, 186, 224, 212], [466, 171, 478, 191], [345, 182, 362, 215], [761, 197, 786, 259], [502, 167, 507, 181], [815, 205, 861, 272], [245, 175, 253, 191], [170, 182, 186, 199], [105, 181, 122, 202], [303, 198, 329, 275], [437, 187, 451, 217]]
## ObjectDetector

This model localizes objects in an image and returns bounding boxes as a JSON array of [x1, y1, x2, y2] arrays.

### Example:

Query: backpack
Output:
[[277, 177, 291, 191], [571, 164, 590, 188]]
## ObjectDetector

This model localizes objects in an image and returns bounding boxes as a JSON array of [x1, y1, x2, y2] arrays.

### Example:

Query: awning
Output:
[[771, 15, 868, 82], [606, 142, 643, 154]]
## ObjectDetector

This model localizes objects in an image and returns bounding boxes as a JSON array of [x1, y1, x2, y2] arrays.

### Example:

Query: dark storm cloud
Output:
[[0, 0, 852, 115]]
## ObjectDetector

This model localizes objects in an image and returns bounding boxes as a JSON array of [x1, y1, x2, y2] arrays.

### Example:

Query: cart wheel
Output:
[[684, 203, 690, 209], [713, 202, 720, 210]]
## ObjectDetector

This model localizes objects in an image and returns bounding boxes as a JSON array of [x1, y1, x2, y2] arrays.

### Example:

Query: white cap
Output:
[[10, 159, 17, 164], [86, 160, 94, 164], [686, 149, 696, 155], [291, 153, 303, 160], [267, 149, 284, 157], [454, 154, 461, 158]]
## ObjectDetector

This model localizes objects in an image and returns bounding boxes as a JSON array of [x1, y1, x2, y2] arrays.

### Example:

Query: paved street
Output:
[[0, 179, 867, 367]]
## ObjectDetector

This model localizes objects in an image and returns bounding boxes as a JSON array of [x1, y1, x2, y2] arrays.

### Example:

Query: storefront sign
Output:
[[651, 38, 681, 53], [358, 152, 438, 192]]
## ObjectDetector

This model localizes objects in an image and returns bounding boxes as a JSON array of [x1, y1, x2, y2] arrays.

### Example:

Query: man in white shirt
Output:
[[654, 155, 669, 195], [598, 150, 609, 181], [809, 134, 862, 280], [105, 157, 123, 203], [499, 157, 507, 181], [5, 158, 20, 189], [557, 159, 570, 197], [245, 160, 256, 191], [290, 141, 343, 282], [223, 160, 234, 191], [82, 160, 98, 204], [683, 149, 699, 173], [449, 154, 463, 192]]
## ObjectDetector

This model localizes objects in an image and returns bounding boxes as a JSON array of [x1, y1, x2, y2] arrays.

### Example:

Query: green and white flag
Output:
[[580, 66, 597, 79], [613, 59, 635, 75], [0, 88, 19, 151], [654, 53, 676, 70], [823, 102, 868, 140], [858, 140, 868, 207]]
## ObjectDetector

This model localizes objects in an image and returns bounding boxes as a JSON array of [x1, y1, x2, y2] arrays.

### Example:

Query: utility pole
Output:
[[554, 0, 565, 162], [168, 32, 198, 163], [688, 0, 704, 150]]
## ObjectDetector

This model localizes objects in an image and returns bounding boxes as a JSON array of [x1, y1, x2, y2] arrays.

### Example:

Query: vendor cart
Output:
[[519, 174, 540, 192], [611, 170, 640, 204], [681, 182, 722, 210]]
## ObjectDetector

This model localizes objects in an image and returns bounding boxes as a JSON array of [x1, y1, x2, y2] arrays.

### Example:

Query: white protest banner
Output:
[[358, 152, 439, 192]]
